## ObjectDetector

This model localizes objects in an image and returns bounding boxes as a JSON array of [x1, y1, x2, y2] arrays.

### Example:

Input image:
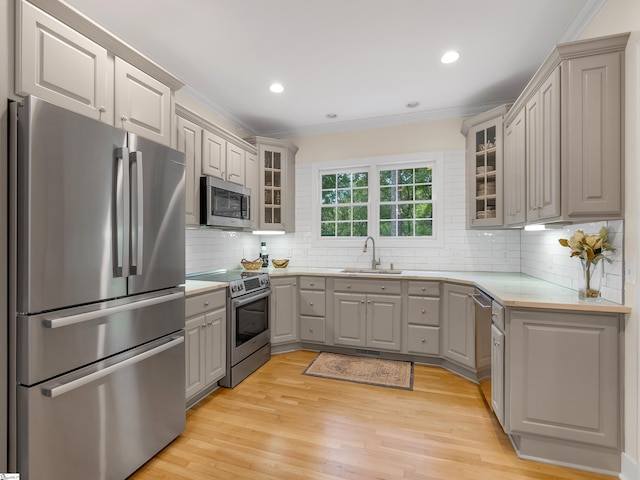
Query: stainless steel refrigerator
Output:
[[9, 96, 186, 480]]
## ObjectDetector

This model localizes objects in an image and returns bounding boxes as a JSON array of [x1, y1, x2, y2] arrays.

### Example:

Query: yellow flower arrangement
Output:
[[558, 227, 615, 299]]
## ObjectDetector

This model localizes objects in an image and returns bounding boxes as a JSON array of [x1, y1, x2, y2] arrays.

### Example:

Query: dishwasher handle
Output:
[[469, 292, 492, 309]]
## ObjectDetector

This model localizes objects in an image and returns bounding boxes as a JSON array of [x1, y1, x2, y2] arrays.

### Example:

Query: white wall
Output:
[[578, 0, 640, 474]]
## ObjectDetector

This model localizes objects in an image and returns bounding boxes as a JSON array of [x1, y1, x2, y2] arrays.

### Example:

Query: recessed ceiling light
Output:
[[269, 83, 284, 93], [441, 51, 460, 64], [326, 113, 338, 119], [406, 102, 420, 108]]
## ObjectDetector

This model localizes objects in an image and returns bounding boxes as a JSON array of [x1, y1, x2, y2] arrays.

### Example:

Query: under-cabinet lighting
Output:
[[252, 230, 285, 235], [524, 224, 547, 231]]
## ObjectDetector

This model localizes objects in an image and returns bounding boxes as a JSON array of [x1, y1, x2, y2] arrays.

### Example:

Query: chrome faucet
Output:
[[363, 236, 381, 270]]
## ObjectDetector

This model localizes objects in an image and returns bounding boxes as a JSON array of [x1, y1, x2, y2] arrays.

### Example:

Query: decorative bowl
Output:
[[272, 259, 290, 268], [241, 258, 263, 270]]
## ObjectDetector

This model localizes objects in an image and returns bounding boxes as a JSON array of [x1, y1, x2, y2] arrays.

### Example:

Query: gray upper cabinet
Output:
[[525, 67, 561, 222], [461, 105, 509, 229], [246, 137, 298, 232], [176, 104, 257, 226], [503, 109, 526, 226], [503, 33, 628, 225], [16, 0, 183, 146]]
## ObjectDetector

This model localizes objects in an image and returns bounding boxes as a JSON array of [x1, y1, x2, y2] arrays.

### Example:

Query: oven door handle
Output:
[[231, 289, 271, 309]]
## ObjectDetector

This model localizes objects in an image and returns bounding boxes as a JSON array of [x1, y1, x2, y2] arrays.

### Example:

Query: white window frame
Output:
[[311, 152, 444, 248]]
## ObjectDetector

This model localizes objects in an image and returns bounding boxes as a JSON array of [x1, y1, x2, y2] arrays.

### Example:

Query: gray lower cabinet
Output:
[[508, 309, 620, 450], [442, 283, 475, 369], [333, 279, 401, 351], [185, 290, 226, 404], [270, 276, 298, 345], [406, 281, 440, 355], [299, 276, 327, 344], [490, 324, 505, 428]]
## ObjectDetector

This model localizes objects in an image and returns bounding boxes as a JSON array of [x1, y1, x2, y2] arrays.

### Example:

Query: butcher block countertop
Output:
[[185, 268, 631, 314]]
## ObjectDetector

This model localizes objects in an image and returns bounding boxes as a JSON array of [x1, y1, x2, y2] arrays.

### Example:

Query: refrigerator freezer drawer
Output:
[[17, 288, 184, 385], [17, 332, 185, 480]]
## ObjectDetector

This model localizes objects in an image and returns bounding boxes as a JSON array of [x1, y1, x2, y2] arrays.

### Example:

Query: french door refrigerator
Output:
[[9, 96, 186, 480]]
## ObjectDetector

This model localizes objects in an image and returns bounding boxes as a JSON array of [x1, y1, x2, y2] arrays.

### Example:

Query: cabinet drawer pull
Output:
[[309, 302, 314, 306], [120, 114, 128, 122], [421, 309, 425, 314], [421, 339, 426, 343], [421, 287, 426, 291], [347, 284, 352, 289], [204, 301, 210, 307], [381, 286, 385, 290], [310, 283, 314, 286]]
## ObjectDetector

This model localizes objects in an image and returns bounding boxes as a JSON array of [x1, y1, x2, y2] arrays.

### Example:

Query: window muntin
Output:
[[320, 172, 369, 237], [379, 167, 433, 237]]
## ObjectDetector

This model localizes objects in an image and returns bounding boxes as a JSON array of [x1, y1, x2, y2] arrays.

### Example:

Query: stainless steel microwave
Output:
[[200, 176, 251, 229]]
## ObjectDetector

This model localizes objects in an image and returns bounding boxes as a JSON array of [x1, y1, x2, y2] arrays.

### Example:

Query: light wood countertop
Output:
[[185, 268, 631, 314]]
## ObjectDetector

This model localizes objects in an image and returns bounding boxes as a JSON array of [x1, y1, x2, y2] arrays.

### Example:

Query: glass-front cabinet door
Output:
[[461, 105, 507, 229], [262, 147, 284, 227]]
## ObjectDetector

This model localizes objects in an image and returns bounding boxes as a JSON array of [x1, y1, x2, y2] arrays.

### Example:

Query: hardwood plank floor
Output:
[[129, 350, 615, 479]]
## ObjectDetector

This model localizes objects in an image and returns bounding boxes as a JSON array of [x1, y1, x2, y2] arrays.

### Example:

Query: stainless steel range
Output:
[[188, 270, 271, 387]]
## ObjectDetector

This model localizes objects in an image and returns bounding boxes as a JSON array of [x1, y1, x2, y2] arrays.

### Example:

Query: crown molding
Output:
[[558, 0, 608, 42]]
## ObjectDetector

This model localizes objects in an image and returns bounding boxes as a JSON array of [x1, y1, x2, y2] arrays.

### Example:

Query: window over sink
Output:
[[312, 152, 443, 247]]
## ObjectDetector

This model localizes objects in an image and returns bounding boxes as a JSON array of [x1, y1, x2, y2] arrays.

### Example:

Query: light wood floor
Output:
[[129, 350, 614, 479]]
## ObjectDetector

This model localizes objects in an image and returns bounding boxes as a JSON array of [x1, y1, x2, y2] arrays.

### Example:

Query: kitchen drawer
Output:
[[300, 316, 326, 343], [334, 278, 401, 295], [407, 281, 440, 297], [186, 290, 226, 317], [407, 325, 440, 355], [299, 276, 325, 290], [407, 296, 440, 326], [300, 290, 326, 316], [492, 301, 505, 332]]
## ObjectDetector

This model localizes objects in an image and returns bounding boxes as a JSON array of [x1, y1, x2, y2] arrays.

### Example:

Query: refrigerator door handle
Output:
[[41, 335, 184, 398], [42, 291, 184, 329], [114, 147, 130, 278], [129, 150, 144, 276]]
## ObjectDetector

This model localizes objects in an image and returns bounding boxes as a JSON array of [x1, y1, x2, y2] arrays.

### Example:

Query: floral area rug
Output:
[[302, 352, 413, 390]]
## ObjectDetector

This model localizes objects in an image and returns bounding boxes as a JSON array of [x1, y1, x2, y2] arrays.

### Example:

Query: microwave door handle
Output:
[[113, 148, 130, 278], [129, 150, 144, 276]]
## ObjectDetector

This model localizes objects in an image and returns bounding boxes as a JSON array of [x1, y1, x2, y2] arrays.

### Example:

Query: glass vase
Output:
[[579, 259, 603, 302]]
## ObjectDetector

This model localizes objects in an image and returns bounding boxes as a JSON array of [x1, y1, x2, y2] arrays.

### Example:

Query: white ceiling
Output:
[[65, 0, 605, 138]]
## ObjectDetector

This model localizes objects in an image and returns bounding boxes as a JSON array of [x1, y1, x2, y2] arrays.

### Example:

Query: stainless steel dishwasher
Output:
[[470, 290, 493, 404]]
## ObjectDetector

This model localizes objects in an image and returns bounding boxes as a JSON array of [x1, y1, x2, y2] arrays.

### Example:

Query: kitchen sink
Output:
[[340, 268, 403, 274]]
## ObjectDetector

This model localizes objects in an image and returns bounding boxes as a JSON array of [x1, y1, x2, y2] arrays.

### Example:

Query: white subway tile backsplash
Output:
[[184, 150, 624, 304]]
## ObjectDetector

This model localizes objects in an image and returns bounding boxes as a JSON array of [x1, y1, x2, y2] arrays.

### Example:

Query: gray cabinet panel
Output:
[[509, 309, 619, 448], [442, 284, 475, 369], [333, 293, 367, 347], [270, 277, 298, 345], [563, 52, 623, 218], [503, 109, 526, 225], [300, 290, 326, 317], [407, 325, 440, 356], [367, 294, 401, 351], [491, 324, 505, 429], [407, 296, 440, 326], [300, 316, 326, 343]]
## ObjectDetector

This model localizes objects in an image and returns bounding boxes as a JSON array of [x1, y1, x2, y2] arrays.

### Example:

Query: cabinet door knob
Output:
[[207, 321, 213, 326], [421, 309, 425, 314], [368, 300, 371, 304], [204, 301, 210, 307], [201, 323, 206, 328], [99, 105, 106, 113], [421, 339, 426, 343], [120, 115, 128, 122], [309, 302, 314, 306], [381, 286, 385, 290], [494, 339, 500, 347], [421, 287, 426, 291], [361, 300, 365, 304], [310, 283, 314, 286], [309, 328, 313, 333], [347, 284, 352, 289]]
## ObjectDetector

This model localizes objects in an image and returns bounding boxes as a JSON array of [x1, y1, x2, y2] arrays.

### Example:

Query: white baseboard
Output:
[[620, 452, 638, 480]]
